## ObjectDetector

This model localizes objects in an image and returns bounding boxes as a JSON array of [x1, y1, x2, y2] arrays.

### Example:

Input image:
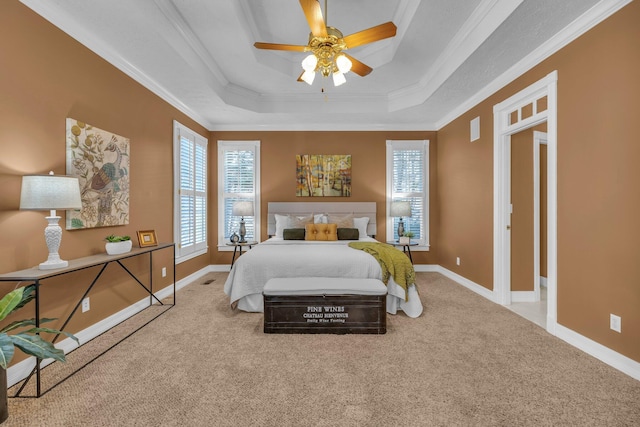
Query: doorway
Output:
[[508, 129, 548, 328], [493, 71, 558, 335]]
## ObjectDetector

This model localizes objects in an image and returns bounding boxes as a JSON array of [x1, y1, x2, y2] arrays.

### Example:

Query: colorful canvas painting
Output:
[[65, 118, 130, 229], [296, 154, 351, 197]]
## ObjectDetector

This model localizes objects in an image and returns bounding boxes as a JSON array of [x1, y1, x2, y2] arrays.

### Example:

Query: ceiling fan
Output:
[[254, 0, 397, 87]]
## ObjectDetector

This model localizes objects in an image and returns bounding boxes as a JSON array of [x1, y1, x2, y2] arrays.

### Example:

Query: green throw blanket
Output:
[[348, 242, 416, 300]]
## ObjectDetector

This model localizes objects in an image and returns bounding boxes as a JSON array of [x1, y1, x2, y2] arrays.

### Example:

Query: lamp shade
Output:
[[232, 201, 254, 217], [390, 201, 411, 217], [20, 173, 82, 210]]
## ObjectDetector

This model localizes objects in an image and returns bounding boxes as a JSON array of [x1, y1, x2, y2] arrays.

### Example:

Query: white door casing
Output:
[[493, 71, 558, 335]]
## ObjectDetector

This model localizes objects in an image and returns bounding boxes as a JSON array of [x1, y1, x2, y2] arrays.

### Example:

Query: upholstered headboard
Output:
[[267, 202, 377, 237]]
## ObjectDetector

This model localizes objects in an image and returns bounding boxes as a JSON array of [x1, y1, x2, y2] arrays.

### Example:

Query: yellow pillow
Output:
[[305, 223, 338, 241]]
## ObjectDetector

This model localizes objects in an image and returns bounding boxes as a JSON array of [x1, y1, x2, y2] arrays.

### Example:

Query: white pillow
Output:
[[314, 213, 328, 224], [274, 214, 291, 238], [353, 217, 369, 238]]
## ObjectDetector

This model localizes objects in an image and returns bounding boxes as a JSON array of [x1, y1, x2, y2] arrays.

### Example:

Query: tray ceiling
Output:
[[20, 0, 615, 130]]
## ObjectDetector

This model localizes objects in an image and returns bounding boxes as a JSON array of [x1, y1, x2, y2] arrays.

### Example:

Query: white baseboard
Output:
[[435, 266, 497, 303], [6, 265, 212, 388], [427, 266, 639, 381], [555, 324, 640, 381], [511, 291, 537, 303]]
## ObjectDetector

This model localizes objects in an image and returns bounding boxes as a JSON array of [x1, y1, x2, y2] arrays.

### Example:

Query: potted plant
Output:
[[399, 231, 414, 244], [0, 285, 78, 423], [105, 234, 132, 255]]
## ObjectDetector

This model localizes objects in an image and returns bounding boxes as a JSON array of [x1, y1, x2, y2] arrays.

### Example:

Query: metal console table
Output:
[[0, 243, 175, 397]]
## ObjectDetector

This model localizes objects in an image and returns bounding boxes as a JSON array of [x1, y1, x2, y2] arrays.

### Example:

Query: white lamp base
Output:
[[39, 258, 69, 270], [39, 214, 68, 270]]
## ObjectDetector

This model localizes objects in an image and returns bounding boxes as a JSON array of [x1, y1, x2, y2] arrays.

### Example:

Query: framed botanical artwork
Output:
[[137, 230, 158, 247], [65, 118, 130, 229], [296, 154, 351, 197]]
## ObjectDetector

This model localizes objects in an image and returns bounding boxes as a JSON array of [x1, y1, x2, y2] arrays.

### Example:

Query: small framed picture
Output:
[[137, 230, 158, 247]]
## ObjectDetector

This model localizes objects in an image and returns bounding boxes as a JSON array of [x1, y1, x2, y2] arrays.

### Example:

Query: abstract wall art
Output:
[[296, 154, 351, 197]]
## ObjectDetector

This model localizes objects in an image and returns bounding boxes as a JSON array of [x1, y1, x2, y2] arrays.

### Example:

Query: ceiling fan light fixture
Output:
[[301, 69, 316, 85], [301, 54, 318, 72], [336, 54, 352, 74], [332, 71, 346, 86]]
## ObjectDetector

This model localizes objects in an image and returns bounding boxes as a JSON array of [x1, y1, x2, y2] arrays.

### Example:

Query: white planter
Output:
[[398, 236, 411, 244], [105, 240, 132, 255]]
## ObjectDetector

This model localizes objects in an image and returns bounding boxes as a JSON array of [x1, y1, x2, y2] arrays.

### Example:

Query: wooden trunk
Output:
[[264, 294, 386, 334]]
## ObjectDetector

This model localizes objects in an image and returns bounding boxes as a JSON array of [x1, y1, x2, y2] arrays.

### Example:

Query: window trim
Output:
[[386, 139, 430, 250], [173, 120, 208, 264], [217, 140, 261, 251]]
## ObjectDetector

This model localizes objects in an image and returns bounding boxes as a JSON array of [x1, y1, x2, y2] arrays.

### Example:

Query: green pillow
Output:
[[283, 228, 305, 240], [337, 228, 359, 240]]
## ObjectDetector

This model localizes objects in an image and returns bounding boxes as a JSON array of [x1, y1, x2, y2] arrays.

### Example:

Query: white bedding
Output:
[[223, 237, 423, 318]]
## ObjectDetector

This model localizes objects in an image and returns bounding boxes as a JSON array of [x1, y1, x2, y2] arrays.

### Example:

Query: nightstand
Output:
[[387, 241, 418, 264], [226, 241, 258, 268]]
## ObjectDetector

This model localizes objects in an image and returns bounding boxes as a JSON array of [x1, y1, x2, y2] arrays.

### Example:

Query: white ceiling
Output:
[[20, 0, 614, 131]]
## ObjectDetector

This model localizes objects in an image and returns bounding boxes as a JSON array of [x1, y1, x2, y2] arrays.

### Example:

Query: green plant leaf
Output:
[[0, 288, 24, 322], [12, 284, 36, 312], [0, 317, 58, 334], [0, 333, 15, 370], [25, 327, 79, 344], [9, 334, 66, 363]]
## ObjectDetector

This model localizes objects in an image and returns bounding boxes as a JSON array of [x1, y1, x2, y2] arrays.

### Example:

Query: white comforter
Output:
[[223, 238, 423, 318]]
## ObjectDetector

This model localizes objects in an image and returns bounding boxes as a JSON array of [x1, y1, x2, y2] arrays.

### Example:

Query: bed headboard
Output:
[[267, 202, 377, 237]]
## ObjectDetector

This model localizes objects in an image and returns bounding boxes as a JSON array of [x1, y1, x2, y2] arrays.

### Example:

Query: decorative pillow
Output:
[[305, 223, 338, 241], [274, 214, 290, 238], [353, 217, 369, 238], [283, 228, 305, 240], [290, 214, 314, 228], [337, 228, 359, 240], [314, 213, 328, 224], [328, 213, 353, 228]]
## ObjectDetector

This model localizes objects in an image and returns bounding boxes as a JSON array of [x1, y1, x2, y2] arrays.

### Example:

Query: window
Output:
[[386, 140, 429, 248], [218, 141, 260, 247], [173, 121, 208, 262]]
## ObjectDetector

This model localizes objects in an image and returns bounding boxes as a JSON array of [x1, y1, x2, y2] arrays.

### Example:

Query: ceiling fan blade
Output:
[[343, 53, 372, 77], [254, 42, 307, 52], [299, 0, 328, 37], [343, 22, 397, 49]]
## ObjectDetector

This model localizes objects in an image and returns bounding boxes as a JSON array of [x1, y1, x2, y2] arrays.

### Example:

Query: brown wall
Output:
[[438, 2, 640, 361], [0, 1, 209, 363], [209, 131, 439, 266], [1, 0, 638, 369]]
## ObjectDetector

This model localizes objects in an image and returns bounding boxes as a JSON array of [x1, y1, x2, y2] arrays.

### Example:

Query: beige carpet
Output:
[[5, 272, 640, 426]]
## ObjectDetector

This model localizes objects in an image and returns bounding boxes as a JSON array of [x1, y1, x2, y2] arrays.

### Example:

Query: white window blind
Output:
[[386, 140, 429, 247], [174, 121, 208, 262], [218, 141, 260, 246]]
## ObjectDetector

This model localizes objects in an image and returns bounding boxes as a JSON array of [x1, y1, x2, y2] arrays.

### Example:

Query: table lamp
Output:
[[390, 201, 411, 241], [232, 201, 254, 243], [20, 171, 82, 270]]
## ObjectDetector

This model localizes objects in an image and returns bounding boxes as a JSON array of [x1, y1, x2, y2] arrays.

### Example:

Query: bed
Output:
[[223, 202, 423, 318]]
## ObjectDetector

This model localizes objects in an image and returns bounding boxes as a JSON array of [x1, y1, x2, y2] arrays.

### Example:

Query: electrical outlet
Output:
[[456, 257, 461, 266], [162, 267, 167, 278], [610, 314, 621, 333], [82, 297, 90, 313]]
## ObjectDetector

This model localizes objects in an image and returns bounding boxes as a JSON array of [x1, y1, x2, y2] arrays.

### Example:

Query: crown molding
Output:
[[389, 0, 523, 112], [435, 0, 633, 129], [19, 0, 215, 129]]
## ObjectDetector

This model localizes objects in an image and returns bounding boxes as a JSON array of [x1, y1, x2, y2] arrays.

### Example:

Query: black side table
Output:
[[387, 241, 418, 264], [226, 241, 258, 267]]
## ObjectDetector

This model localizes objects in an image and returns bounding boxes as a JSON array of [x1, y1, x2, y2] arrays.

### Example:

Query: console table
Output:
[[0, 243, 175, 397]]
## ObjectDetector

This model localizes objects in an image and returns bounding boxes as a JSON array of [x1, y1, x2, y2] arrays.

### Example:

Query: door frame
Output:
[[493, 71, 558, 335], [533, 130, 548, 302]]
